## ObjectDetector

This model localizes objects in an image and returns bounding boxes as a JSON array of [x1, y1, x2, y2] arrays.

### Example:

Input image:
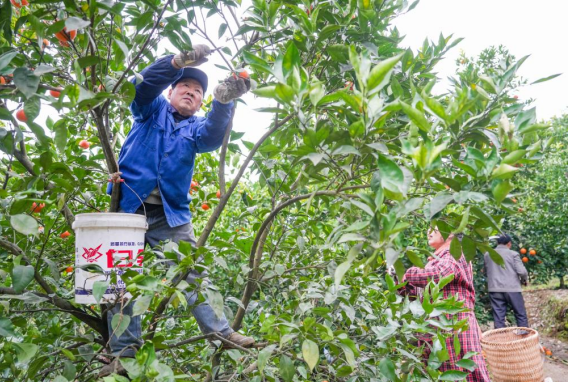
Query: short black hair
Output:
[[497, 234, 512, 245]]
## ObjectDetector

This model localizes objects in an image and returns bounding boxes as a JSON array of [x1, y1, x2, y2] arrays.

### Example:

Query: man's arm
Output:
[[194, 100, 234, 153], [513, 252, 528, 283], [131, 46, 211, 120], [194, 75, 250, 152]]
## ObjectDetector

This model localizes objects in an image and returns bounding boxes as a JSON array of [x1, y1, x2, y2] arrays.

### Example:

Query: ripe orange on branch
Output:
[[60, 231, 71, 239], [31, 202, 45, 213], [50, 89, 61, 97], [520, 248, 527, 255], [201, 203, 210, 211], [522, 257, 529, 263], [16, 109, 27, 122], [529, 249, 536, 256], [10, 0, 28, 8], [55, 28, 77, 43]]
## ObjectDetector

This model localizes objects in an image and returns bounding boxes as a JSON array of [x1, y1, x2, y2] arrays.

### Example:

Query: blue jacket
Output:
[[108, 55, 233, 227]]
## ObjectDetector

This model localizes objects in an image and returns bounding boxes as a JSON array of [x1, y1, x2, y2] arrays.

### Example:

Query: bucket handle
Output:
[[121, 180, 147, 219]]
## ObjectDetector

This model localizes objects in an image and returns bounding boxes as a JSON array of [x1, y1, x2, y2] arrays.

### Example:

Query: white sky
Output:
[[29, 0, 568, 146], [221, 0, 568, 142], [392, 0, 567, 121]]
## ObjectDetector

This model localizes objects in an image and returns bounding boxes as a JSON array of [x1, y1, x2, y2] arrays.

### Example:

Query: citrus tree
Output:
[[506, 115, 568, 287], [0, 0, 550, 380]]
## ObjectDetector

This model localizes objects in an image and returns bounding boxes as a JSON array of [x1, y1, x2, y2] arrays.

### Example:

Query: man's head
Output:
[[497, 234, 512, 248], [168, 67, 208, 117]]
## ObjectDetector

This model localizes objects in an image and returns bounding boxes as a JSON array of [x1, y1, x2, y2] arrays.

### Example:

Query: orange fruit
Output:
[[65, 266, 73, 273], [50, 89, 61, 97], [545, 349, 552, 356], [42, 38, 50, 47], [201, 203, 210, 210], [522, 257, 529, 263], [238, 70, 250, 79], [511, 198, 518, 203], [518, 208, 524, 213], [538, 260, 543, 264], [60, 231, 71, 239], [520, 248, 527, 255], [55, 28, 77, 43], [10, 0, 28, 8], [529, 249, 536, 256], [0, 76, 5, 85], [216, 190, 221, 198], [79, 140, 90, 149], [31, 202, 45, 213], [16, 109, 27, 122], [190, 180, 199, 190]]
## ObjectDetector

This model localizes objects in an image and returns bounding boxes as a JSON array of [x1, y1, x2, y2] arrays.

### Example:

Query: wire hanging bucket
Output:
[[481, 327, 544, 382]]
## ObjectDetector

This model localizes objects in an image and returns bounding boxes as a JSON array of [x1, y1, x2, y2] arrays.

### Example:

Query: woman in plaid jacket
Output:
[[402, 229, 490, 381]]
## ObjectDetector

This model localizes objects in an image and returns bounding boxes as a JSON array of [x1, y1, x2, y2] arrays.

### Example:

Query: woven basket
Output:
[[481, 327, 544, 382]]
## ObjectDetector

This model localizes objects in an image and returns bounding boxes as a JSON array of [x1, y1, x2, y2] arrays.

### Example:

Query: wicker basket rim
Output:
[[481, 327, 539, 346]]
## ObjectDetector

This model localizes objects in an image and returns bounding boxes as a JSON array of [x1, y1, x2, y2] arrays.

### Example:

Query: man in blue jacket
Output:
[[100, 46, 252, 377]]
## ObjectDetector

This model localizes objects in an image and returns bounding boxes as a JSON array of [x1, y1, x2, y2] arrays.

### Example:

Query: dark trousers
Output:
[[489, 292, 529, 328]]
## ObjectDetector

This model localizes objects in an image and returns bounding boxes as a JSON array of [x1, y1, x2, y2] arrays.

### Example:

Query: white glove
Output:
[[173, 45, 211, 68], [213, 76, 250, 104]]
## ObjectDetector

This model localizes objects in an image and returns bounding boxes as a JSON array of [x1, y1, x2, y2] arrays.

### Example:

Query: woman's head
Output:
[[427, 228, 446, 249]]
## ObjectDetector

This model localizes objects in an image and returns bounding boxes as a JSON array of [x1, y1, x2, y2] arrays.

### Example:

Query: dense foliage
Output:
[[0, 0, 554, 380]]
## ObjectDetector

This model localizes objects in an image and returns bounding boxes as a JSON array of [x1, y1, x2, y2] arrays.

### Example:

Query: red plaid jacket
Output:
[[403, 249, 490, 381]]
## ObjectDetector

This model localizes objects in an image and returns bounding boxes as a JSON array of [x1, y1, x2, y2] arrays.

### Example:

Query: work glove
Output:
[[213, 75, 251, 104], [173, 45, 211, 68]]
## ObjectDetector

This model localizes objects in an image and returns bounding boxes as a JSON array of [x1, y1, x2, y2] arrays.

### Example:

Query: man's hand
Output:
[[213, 75, 251, 104], [109, 171, 123, 184], [172, 45, 211, 68]]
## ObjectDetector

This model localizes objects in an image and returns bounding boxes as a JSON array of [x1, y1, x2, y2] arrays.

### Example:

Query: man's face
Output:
[[168, 78, 203, 117]]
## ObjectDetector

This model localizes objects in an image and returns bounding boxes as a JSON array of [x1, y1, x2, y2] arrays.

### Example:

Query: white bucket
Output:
[[72, 213, 148, 304]]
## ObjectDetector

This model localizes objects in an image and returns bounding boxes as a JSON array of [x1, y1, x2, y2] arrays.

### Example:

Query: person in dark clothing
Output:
[[484, 234, 529, 328]]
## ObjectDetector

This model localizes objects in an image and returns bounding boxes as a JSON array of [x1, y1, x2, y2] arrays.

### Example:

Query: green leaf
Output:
[[501, 149, 526, 164], [455, 358, 477, 371], [92, 280, 109, 304], [110, 313, 131, 338], [491, 163, 519, 180], [218, 23, 228, 39], [0, 51, 17, 71], [0, 317, 16, 337], [282, 42, 300, 77], [206, 287, 224, 319], [379, 357, 396, 380], [12, 265, 35, 293], [275, 83, 295, 103], [258, 344, 277, 374], [492, 180, 513, 203], [461, 236, 477, 262], [480, 245, 504, 266], [132, 294, 153, 316], [65, 17, 90, 30], [10, 214, 38, 236], [439, 370, 469, 380], [449, 237, 462, 261], [13, 342, 38, 363], [530, 73, 562, 85], [429, 193, 454, 219], [279, 355, 295, 382], [400, 101, 431, 132], [335, 260, 352, 287], [367, 53, 403, 93], [53, 121, 68, 153], [13, 68, 40, 99], [252, 85, 276, 98], [301, 339, 319, 371], [378, 155, 404, 194]]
